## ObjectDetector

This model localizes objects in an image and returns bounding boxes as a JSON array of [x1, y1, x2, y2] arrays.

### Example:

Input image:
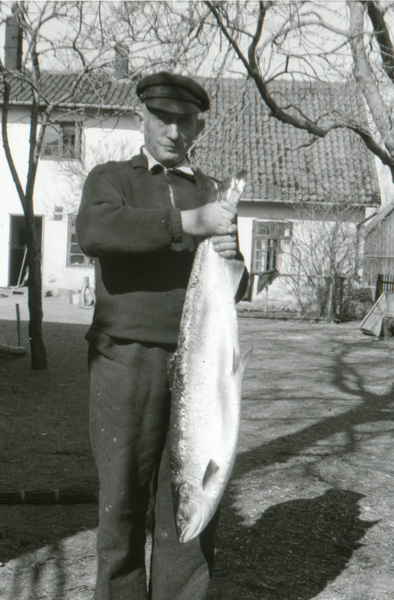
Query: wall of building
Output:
[[0, 106, 144, 292], [0, 102, 374, 312], [238, 201, 365, 310]]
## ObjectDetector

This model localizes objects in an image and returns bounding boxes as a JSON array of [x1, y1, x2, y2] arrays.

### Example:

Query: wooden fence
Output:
[[375, 273, 394, 302]]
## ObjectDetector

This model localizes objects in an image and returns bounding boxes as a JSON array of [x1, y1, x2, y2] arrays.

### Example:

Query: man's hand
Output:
[[181, 202, 237, 237], [211, 228, 238, 259]]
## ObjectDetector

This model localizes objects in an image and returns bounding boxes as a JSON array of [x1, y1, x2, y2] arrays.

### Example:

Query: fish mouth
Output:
[[176, 503, 205, 544], [173, 482, 212, 544]]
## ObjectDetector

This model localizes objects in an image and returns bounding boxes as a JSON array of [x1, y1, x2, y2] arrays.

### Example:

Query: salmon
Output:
[[169, 171, 252, 544]]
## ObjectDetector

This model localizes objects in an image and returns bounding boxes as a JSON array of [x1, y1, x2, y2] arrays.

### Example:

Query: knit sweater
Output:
[[76, 151, 247, 344]]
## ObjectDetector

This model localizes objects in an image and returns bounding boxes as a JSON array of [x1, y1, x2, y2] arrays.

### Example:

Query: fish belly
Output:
[[170, 239, 245, 532]]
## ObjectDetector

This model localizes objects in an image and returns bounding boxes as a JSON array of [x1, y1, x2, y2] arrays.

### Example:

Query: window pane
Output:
[[253, 238, 266, 273], [254, 222, 270, 236], [42, 125, 61, 157], [43, 141, 60, 156], [70, 254, 85, 265], [62, 124, 79, 159], [272, 225, 285, 237], [253, 220, 292, 240], [266, 239, 278, 270]]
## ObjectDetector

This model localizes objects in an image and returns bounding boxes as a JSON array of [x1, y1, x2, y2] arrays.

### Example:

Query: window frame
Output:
[[251, 220, 292, 273], [67, 214, 95, 268], [41, 122, 82, 161]]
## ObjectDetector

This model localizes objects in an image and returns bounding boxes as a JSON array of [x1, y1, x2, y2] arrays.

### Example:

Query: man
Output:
[[76, 72, 248, 600]]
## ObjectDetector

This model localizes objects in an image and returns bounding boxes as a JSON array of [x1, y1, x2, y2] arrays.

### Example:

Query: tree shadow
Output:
[[7, 542, 67, 600], [0, 504, 97, 600], [209, 488, 376, 599], [207, 340, 392, 598], [2, 329, 393, 598], [234, 340, 394, 475]]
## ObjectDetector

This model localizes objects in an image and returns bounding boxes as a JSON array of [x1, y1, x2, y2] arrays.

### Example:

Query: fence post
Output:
[[327, 278, 334, 323]]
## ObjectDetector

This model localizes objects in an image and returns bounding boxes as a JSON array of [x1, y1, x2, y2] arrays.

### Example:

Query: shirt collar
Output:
[[141, 146, 194, 176]]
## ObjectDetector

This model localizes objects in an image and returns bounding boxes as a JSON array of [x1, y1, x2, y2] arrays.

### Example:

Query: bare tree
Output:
[[113, 1, 394, 180], [0, 1, 129, 368], [109, 1, 393, 316], [281, 202, 360, 318]]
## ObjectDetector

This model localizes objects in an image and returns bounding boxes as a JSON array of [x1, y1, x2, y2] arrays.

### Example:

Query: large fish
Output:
[[169, 170, 252, 544]]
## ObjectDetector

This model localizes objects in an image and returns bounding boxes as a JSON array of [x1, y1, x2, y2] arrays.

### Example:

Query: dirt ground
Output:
[[0, 295, 394, 599]]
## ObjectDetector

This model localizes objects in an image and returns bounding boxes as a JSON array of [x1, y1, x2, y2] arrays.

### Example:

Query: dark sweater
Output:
[[76, 152, 247, 344]]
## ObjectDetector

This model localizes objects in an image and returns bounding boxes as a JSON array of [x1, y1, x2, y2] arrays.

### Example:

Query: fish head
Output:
[[173, 482, 211, 544]]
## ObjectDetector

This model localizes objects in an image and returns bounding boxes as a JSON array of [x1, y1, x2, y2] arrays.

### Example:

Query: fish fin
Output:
[[228, 260, 246, 296], [202, 459, 220, 491], [232, 347, 253, 377]]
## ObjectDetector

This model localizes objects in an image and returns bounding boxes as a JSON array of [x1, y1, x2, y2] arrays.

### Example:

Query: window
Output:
[[42, 122, 81, 160], [251, 220, 292, 273], [67, 215, 95, 267]]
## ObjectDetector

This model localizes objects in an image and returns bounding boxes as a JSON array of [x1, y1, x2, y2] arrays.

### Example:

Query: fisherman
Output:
[[76, 71, 248, 600]]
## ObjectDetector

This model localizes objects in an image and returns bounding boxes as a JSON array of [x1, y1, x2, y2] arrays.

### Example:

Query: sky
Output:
[[0, 1, 354, 78]]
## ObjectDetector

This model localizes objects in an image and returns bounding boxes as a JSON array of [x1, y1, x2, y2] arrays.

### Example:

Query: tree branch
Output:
[[0, 67, 27, 211], [248, 1, 268, 72], [204, 1, 331, 138], [366, 0, 394, 84], [347, 0, 394, 157]]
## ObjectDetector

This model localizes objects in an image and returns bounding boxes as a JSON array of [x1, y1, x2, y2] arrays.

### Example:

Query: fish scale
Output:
[[169, 171, 252, 544]]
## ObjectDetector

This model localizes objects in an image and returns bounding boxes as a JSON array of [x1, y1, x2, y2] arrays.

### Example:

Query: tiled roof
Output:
[[0, 72, 136, 110], [193, 78, 380, 205], [1, 72, 380, 205]]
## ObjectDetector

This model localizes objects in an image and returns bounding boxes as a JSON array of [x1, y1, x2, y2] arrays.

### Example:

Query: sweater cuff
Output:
[[170, 209, 184, 243]]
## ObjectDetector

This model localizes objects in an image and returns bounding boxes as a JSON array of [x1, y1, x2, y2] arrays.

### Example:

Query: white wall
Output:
[[0, 106, 144, 291], [375, 156, 394, 208], [0, 103, 372, 307], [237, 201, 364, 310]]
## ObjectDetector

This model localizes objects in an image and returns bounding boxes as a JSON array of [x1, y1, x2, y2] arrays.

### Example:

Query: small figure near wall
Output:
[[81, 275, 95, 309]]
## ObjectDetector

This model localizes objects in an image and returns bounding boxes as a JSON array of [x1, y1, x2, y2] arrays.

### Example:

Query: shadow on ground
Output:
[[1, 323, 391, 598], [209, 488, 375, 600]]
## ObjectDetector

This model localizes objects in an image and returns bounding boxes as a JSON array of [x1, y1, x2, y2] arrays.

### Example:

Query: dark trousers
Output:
[[88, 332, 219, 600]]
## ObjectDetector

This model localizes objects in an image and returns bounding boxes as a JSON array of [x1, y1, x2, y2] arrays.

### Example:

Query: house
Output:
[[0, 69, 144, 293], [0, 18, 145, 294], [1, 22, 382, 307], [193, 77, 381, 308]]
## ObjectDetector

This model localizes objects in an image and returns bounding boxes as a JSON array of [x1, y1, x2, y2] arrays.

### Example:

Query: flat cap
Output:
[[136, 72, 210, 114]]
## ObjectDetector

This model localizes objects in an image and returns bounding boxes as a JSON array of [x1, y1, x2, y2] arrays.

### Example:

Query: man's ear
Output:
[[196, 118, 205, 137], [133, 109, 144, 133]]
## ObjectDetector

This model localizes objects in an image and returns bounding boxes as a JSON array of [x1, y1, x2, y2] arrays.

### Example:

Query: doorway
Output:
[[8, 215, 43, 287]]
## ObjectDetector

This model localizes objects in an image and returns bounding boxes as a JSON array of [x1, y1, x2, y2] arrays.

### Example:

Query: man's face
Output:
[[141, 104, 202, 167]]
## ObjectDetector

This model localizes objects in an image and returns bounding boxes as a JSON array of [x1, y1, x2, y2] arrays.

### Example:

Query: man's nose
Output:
[[166, 123, 180, 140]]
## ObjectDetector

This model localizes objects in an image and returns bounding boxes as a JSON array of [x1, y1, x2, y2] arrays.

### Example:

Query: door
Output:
[[8, 215, 43, 287]]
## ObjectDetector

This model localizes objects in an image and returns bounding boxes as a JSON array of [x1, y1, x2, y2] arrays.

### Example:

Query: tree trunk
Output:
[[348, 1, 394, 159], [25, 99, 47, 370], [25, 210, 47, 370]]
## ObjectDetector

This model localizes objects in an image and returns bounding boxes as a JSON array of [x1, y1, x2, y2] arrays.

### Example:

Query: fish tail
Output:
[[217, 171, 247, 206]]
